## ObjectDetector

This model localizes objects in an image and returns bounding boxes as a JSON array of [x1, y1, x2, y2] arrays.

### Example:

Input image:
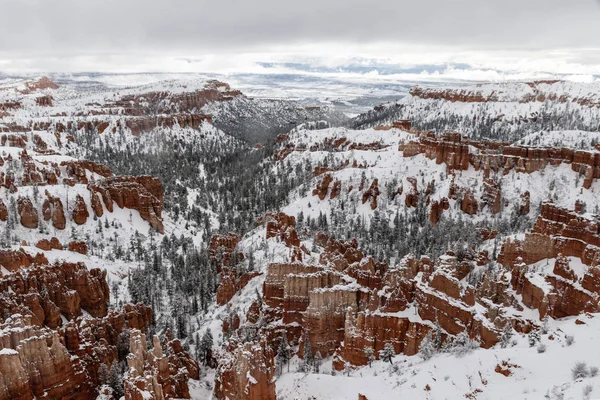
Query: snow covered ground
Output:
[[275, 313, 600, 400]]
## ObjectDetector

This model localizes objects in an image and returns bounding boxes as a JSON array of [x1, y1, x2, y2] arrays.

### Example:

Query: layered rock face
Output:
[[0, 147, 165, 234], [89, 175, 165, 233], [0, 260, 109, 320], [214, 339, 276, 400], [0, 314, 94, 400], [400, 131, 600, 189], [409, 80, 600, 108], [125, 331, 200, 400], [0, 242, 197, 400], [215, 199, 600, 392], [497, 203, 600, 319]]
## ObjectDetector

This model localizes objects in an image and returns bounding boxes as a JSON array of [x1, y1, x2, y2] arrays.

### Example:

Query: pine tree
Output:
[[276, 334, 291, 375], [199, 330, 214, 366], [528, 330, 541, 347], [109, 361, 124, 398], [379, 342, 395, 364], [364, 346, 375, 368], [98, 363, 109, 386], [313, 351, 322, 374], [500, 323, 513, 348], [302, 331, 313, 373], [419, 332, 436, 360]]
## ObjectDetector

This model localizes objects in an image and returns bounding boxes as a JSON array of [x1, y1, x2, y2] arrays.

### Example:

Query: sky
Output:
[[1, 0, 600, 81]]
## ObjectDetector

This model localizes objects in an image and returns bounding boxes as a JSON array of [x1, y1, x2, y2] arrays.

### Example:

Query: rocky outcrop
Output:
[[42, 192, 66, 230], [216, 270, 262, 305], [72, 194, 89, 224], [89, 175, 164, 233], [90, 191, 103, 217], [0, 199, 7, 221], [214, 339, 276, 400], [313, 174, 333, 200], [520, 191, 531, 215], [361, 179, 380, 210], [461, 192, 478, 215], [429, 197, 449, 226], [0, 249, 47, 272], [0, 261, 109, 318], [264, 212, 300, 248], [125, 330, 199, 400], [481, 180, 501, 214], [401, 131, 600, 189], [209, 232, 242, 268], [0, 315, 94, 400], [17, 197, 38, 228], [334, 312, 432, 369], [499, 203, 600, 268], [68, 240, 88, 255], [35, 95, 54, 107]]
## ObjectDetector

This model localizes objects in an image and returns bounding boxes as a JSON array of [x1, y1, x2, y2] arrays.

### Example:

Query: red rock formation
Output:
[[68, 241, 88, 255], [361, 179, 380, 210], [0, 249, 36, 272], [410, 86, 499, 103], [405, 177, 419, 208], [313, 174, 333, 200], [72, 194, 89, 224], [0, 261, 109, 318], [330, 179, 342, 199], [335, 312, 432, 369], [21, 76, 59, 93], [429, 197, 449, 226], [499, 203, 600, 268], [0, 315, 94, 400], [0, 199, 7, 221], [17, 197, 38, 228], [264, 212, 300, 248], [90, 191, 103, 217], [216, 269, 262, 305], [209, 232, 243, 268], [461, 192, 478, 215], [520, 191, 531, 215], [214, 339, 276, 400], [401, 131, 600, 188], [124, 331, 199, 400], [35, 95, 54, 107], [89, 175, 164, 233], [42, 191, 66, 230], [481, 179, 501, 214]]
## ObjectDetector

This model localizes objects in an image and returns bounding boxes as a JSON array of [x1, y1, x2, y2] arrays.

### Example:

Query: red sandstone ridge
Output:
[[409, 81, 600, 108], [72, 194, 89, 224], [125, 330, 200, 399], [401, 131, 600, 189], [361, 179, 380, 210], [19, 76, 59, 94], [497, 203, 600, 318], [111, 79, 241, 117], [42, 191, 66, 230], [209, 232, 243, 268], [0, 243, 198, 400], [263, 212, 300, 248], [17, 197, 38, 229], [410, 86, 499, 103], [313, 174, 333, 200], [89, 175, 164, 233], [214, 338, 276, 400]]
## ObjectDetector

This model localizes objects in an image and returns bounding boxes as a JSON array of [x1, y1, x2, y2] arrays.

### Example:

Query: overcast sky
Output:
[[1, 0, 600, 79]]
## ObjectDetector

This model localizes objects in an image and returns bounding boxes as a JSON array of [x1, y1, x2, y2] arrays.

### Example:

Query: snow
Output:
[[275, 315, 600, 400], [0, 348, 18, 355]]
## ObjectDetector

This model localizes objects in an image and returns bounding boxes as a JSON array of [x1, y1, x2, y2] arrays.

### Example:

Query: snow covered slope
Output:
[[351, 81, 600, 142]]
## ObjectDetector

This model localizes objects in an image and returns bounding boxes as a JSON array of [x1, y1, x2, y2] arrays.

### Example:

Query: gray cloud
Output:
[[1, 0, 599, 72]]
